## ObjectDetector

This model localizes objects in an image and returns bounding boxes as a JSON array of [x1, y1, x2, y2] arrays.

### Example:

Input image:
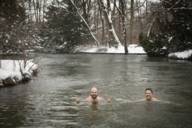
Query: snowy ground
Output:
[[76, 44, 146, 54], [168, 50, 192, 60], [0, 60, 38, 85]]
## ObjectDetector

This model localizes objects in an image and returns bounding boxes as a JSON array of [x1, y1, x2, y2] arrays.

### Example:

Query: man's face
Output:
[[145, 90, 153, 101], [90, 88, 98, 99]]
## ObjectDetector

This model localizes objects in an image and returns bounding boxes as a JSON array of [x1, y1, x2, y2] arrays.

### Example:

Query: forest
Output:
[[0, 0, 192, 56]]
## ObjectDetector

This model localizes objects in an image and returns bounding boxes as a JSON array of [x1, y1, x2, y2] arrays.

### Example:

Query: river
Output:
[[0, 54, 192, 128]]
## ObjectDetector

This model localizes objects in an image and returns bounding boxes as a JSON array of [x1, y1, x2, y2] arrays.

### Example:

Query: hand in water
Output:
[[107, 97, 112, 103], [76, 97, 80, 104]]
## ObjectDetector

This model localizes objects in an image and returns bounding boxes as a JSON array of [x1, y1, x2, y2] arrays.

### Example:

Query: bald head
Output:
[[91, 87, 98, 92], [90, 87, 98, 99]]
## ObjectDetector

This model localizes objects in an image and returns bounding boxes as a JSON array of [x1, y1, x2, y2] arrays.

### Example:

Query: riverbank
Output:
[[168, 50, 192, 60], [75, 44, 146, 54], [0, 59, 38, 87]]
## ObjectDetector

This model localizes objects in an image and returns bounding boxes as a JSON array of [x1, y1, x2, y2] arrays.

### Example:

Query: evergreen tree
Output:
[[41, 0, 90, 53], [0, 0, 26, 53], [141, 0, 192, 56], [162, 0, 192, 52]]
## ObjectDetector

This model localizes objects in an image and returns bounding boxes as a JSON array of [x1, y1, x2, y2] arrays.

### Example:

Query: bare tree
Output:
[[70, 0, 100, 46], [81, 0, 91, 24], [119, 0, 128, 54], [98, 0, 122, 47], [130, 0, 134, 44]]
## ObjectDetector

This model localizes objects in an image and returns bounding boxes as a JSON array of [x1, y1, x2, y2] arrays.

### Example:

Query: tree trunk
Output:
[[130, 0, 134, 44], [98, 0, 122, 47], [146, 0, 148, 16], [147, 17, 156, 38], [42, 0, 46, 23], [82, 0, 89, 23], [120, 0, 128, 54], [98, 0, 105, 45], [70, 0, 100, 46]]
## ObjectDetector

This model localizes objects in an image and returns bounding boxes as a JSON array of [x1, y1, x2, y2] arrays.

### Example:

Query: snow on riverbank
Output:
[[0, 59, 38, 86], [168, 50, 192, 60], [76, 44, 146, 54]]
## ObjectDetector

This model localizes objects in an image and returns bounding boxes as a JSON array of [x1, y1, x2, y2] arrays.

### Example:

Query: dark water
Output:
[[0, 54, 192, 128]]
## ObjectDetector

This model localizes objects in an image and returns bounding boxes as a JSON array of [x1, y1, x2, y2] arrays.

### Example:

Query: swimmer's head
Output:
[[145, 88, 153, 101], [90, 87, 98, 99]]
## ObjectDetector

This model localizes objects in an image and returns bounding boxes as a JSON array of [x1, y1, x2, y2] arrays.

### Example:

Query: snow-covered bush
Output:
[[140, 34, 168, 57]]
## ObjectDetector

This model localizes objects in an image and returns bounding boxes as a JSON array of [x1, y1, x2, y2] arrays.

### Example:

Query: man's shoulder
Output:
[[152, 97, 159, 101], [97, 96, 104, 100], [86, 96, 93, 101]]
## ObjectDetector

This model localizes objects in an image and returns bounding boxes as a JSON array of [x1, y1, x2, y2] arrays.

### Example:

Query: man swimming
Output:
[[86, 87, 104, 105], [145, 88, 159, 101], [74, 86, 111, 105]]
